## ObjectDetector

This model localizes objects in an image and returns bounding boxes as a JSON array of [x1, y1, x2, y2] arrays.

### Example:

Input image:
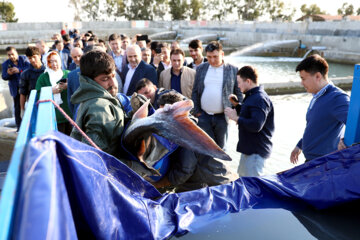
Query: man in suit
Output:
[[159, 48, 195, 99], [187, 39, 207, 70], [121, 45, 157, 96], [192, 41, 243, 149], [68, 47, 83, 71]]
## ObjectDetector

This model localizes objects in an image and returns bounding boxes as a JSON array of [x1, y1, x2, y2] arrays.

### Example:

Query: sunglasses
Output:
[[205, 43, 220, 52]]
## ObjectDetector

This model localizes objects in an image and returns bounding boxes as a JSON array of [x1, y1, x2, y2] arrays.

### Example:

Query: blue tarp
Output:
[[12, 131, 360, 239]]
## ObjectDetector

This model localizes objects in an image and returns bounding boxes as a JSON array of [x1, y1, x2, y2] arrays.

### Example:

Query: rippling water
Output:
[[225, 56, 354, 83]]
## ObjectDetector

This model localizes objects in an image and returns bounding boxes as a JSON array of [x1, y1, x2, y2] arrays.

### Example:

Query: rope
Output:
[[36, 99, 101, 151]]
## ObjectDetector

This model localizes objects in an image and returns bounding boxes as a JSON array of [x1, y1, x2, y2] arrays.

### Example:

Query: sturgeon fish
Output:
[[123, 99, 232, 162]]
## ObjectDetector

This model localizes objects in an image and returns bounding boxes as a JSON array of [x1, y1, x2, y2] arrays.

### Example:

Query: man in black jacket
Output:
[[19, 46, 45, 117], [225, 66, 274, 177]]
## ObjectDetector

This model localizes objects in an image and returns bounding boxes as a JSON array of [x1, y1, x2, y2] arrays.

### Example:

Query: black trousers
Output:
[[13, 94, 21, 131]]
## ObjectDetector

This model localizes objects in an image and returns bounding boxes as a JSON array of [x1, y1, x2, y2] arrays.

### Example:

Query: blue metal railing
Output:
[[0, 87, 55, 240], [344, 64, 360, 146]]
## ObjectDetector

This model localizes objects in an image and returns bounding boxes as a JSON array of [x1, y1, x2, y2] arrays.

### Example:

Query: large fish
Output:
[[123, 99, 232, 162]]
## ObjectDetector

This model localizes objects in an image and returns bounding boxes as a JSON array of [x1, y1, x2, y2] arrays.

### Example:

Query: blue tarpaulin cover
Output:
[[12, 131, 360, 239]]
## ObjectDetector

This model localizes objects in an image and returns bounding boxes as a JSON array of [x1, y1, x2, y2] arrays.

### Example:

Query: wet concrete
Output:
[[0, 138, 15, 162]]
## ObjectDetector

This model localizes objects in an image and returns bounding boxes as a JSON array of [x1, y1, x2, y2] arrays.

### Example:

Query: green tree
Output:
[[202, 0, 235, 21], [237, 0, 268, 21], [124, 0, 167, 20], [69, 0, 102, 21], [337, 3, 354, 16], [300, 4, 326, 16], [68, 0, 81, 21], [357, 8, 360, 15], [266, 0, 295, 21], [206, 0, 295, 21], [152, 0, 168, 20], [102, 0, 125, 20], [0, 1, 18, 22], [169, 0, 189, 20], [189, 0, 202, 20], [83, 0, 101, 20]]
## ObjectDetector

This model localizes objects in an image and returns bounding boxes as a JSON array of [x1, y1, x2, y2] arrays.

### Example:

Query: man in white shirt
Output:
[[192, 41, 242, 149], [190, 41, 241, 187]]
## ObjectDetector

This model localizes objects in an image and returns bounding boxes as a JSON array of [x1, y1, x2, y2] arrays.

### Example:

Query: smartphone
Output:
[[59, 78, 67, 83], [155, 47, 162, 54], [137, 35, 148, 41]]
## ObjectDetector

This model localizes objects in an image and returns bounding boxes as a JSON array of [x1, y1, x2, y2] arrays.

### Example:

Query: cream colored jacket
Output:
[[159, 66, 196, 99]]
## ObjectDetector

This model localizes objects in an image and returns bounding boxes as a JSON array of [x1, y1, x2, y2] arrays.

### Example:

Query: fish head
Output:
[[125, 99, 231, 161]]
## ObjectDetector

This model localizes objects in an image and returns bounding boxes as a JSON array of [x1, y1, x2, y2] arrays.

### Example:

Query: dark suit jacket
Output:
[[156, 61, 165, 80], [187, 57, 208, 69], [121, 60, 158, 96], [67, 68, 81, 117]]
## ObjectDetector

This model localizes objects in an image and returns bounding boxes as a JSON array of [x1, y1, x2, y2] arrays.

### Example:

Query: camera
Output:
[[137, 35, 148, 41], [155, 48, 162, 54]]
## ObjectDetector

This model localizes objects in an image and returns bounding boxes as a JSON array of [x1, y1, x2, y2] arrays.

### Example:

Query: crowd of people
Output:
[[1, 28, 350, 192]]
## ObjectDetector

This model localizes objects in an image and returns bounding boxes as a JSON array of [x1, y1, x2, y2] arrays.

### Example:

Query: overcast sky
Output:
[[10, 0, 360, 23]]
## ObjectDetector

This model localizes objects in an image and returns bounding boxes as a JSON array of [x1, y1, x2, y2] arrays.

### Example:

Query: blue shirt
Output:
[[170, 68, 182, 94], [110, 51, 124, 72], [297, 84, 350, 161], [308, 83, 331, 111]]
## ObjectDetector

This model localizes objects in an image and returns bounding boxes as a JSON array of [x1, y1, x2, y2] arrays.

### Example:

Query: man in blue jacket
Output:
[[290, 54, 350, 163], [2, 46, 30, 130], [225, 66, 274, 177]]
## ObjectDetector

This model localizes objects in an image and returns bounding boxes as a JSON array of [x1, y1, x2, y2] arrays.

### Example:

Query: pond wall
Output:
[[0, 20, 360, 63]]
